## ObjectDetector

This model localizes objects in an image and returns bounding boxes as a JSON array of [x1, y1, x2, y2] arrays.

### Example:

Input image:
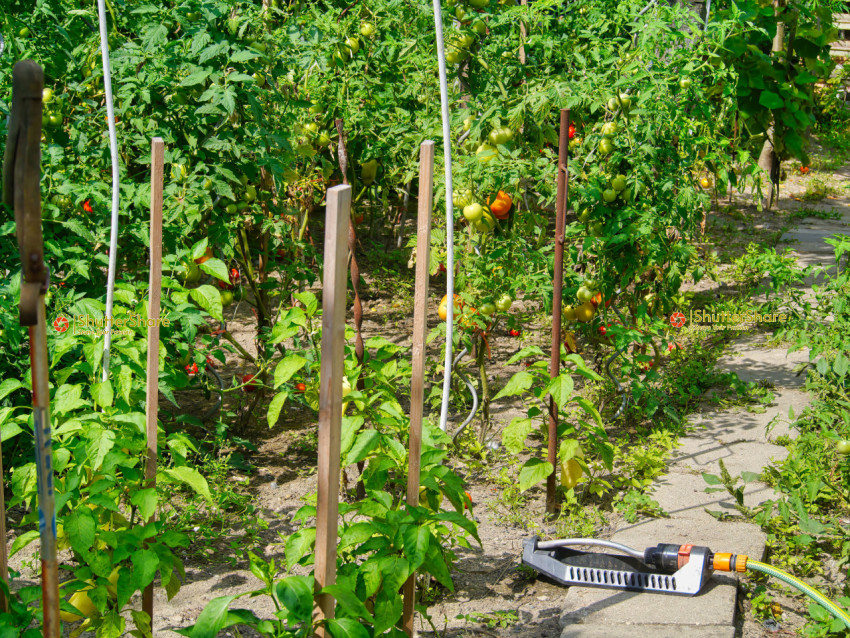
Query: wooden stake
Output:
[[0, 426, 7, 614], [314, 185, 352, 637], [547, 109, 570, 515], [142, 138, 165, 627], [402, 141, 435, 637]]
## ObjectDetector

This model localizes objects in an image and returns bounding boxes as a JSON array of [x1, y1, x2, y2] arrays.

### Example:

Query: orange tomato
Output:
[[438, 294, 464, 321], [590, 292, 603, 307], [488, 191, 512, 220]]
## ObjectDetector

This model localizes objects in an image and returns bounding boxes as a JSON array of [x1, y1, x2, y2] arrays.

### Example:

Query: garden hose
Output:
[[744, 559, 850, 630]]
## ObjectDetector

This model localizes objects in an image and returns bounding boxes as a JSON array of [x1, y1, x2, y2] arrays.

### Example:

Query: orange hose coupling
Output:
[[713, 553, 749, 572]]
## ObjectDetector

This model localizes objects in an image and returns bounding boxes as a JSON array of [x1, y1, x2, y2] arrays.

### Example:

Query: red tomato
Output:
[[185, 362, 198, 375], [205, 356, 216, 368], [242, 374, 259, 392], [510, 329, 521, 337], [295, 382, 306, 392], [83, 199, 93, 213], [598, 325, 607, 336], [591, 292, 603, 307], [568, 123, 576, 140], [229, 268, 240, 285]]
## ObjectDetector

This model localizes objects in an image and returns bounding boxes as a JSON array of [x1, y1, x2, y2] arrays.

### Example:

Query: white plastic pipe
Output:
[[97, 0, 121, 382], [431, 0, 455, 432]]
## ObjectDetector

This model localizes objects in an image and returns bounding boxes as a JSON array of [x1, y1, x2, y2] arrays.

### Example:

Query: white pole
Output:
[[97, 0, 121, 382], [432, 0, 455, 432]]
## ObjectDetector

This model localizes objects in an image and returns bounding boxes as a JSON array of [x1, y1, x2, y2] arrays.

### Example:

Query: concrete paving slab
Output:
[[715, 340, 810, 388], [649, 470, 779, 518], [558, 575, 738, 628], [610, 513, 768, 561], [560, 624, 735, 638]]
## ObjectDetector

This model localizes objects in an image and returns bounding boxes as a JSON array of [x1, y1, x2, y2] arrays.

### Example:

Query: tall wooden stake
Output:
[[402, 141, 435, 637], [313, 185, 352, 637], [142, 138, 165, 628], [547, 109, 570, 515]]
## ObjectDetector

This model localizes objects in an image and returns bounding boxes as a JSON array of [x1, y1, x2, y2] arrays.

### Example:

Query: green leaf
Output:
[[575, 396, 602, 426], [64, 509, 96, 556], [758, 90, 784, 109], [321, 584, 374, 622], [339, 522, 378, 550], [492, 371, 533, 401], [86, 427, 116, 471], [326, 618, 371, 638], [9, 530, 39, 557], [273, 576, 314, 623], [198, 258, 230, 283], [0, 379, 22, 402], [373, 589, 403, 634], [545, 373, 574, 410], [344, 430, 380, 466], [131, 548, 160, 589], [91, 381, 114, 409], [130, 489, 158, 521], [559, 439, 581, 462], [188, 595, 239, 638], [502, 417, 535, 454], [267, 391, 289, 428], [402, 525, 430, 571], [163, 467, 212, 502], [293, 291, 318, 316], [833, 354, 848, 379], [189, 285, 223, 322], [518, 458, 553, 492], [702, 473, 721, 485], [285, 528, 316, 569], [274, 355, 308, 388], [53, 384, 87, 416]]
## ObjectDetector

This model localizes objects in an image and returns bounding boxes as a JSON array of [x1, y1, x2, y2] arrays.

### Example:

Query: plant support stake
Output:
[[313, 185, 351, 637], [98, 0, 121, 382], [142, 137, 165, 625], [402, 141, 435, 637], [548, 109, 570, 515], [4, 60, 60, 638], [432, 0, 456, 432]]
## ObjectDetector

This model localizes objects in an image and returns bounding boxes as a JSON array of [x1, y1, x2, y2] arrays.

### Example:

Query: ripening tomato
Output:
[[438, 294, 464, 321], [488, 191, 512, 219], [295, 382, 306, 392]]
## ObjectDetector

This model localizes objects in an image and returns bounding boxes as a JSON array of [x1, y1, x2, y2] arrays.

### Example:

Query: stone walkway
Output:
[[557, 175, 850, 637]]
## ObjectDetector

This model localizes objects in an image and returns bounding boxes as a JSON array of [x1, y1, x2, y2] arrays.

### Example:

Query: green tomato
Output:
[[226, 203, 238, 215], [471, 18, 487, 35], [42, 88, 54, 104], [203, 178, 214, 190], [171, 163, 188, 182], [455, 7, 468, 21], [601, 122, 618, 136], [458, 33, 475, 49], [476, 143, 498, 162], [463, 116, 474, 131], [463, 203, 485, 223], [445, 47, 467, 64], [304, 122, 319, 135], [317, 132, 332, 146], [598, 137, 614, 155], [345, 37, 360, 54], [250, 41, 268, 53], [838, 440, 850, 455], [679, 77, 692, 90], [220, 290, 234, 307], [360, 22, 376, 37], [454, 189, 473, 209], [576, 286, 593, 303], [245, 185, 257, 202], [19, 27, 31, 38], [618, 93, 632, 109], [469, 0, 489, 7], [473, 211, 496, 232], [479, 302, 496, 316], [185, 263, 201, 284], [607, 97, 619, 111], [495, 294, 513, 312], [590, 221, 604, 237], [584, 279, 598, 289], [611, 175, 627, 191], [578, 208, 591, 223], [253, 72, 266, 87], [620, 187, 632, 201], [308, 102, 323, 114], [602, 189, 617, 203], [48, 113, 62, 127]]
